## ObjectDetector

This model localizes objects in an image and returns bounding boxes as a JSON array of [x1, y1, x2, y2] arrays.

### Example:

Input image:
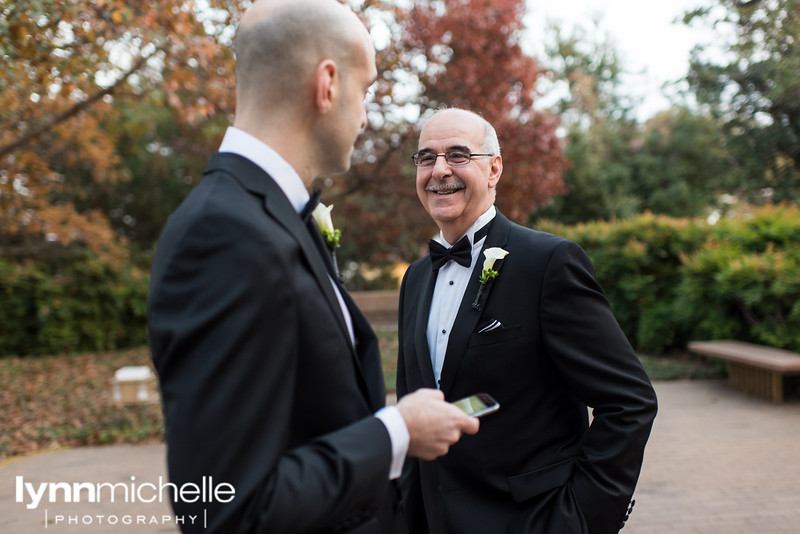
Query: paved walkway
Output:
[[626, 380, 800, 534], [1, 380, 799, 533]]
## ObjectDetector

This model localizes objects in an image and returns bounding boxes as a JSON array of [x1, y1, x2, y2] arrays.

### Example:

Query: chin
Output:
[[429, 206, 463, 225], [428, 194, 465, 210], [329, 157, 351, 176]]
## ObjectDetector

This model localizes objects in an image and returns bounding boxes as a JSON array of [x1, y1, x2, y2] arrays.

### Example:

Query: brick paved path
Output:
[[626, 380, 800, 534]]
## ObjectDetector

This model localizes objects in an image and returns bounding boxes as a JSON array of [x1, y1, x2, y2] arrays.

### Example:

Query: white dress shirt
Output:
[[427, 205, 496, 387], [218, 127, 409, 479]]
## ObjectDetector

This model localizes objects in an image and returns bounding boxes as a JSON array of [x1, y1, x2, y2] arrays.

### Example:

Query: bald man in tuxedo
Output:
[[397, 108, 657, 534], [148, 4, 478, 533]]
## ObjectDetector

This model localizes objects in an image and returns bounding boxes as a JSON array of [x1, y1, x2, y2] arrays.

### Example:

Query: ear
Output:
[[488, 155, 503, 189], [314, 59, 337, 114]]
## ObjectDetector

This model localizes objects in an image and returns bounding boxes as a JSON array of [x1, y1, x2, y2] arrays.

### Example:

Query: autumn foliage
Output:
[[0, 348, 163, 458], [332, 0, 566, 267], [0, 0, 241, 262], [2, 0, 566, 289], [403, 0, 566, 217]]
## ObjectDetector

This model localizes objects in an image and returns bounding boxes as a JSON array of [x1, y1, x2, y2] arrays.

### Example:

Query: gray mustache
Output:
[[426, 182, 466, 192]]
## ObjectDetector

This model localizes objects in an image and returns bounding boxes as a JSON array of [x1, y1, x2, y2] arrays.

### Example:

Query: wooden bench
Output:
[[688, 340, 800, 403]]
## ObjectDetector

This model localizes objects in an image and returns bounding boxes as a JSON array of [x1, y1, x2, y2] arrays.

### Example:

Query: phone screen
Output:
[[452, 393, 500, 418]]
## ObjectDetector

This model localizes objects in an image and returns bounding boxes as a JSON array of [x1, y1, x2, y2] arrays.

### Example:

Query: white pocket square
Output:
[[478, 319, 503, 333]]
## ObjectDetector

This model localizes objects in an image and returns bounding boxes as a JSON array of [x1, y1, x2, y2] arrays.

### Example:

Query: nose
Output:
[[431, 154, 452, 178]]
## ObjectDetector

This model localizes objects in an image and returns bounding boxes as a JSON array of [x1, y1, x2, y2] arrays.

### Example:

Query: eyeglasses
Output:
[[411, 151, 493, 167]]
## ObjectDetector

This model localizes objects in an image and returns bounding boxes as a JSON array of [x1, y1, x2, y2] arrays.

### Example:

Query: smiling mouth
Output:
[[426, 183, 466, 195]]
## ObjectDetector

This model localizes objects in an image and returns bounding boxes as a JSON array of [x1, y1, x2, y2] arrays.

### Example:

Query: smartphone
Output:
[[451, 393, 500, 418]]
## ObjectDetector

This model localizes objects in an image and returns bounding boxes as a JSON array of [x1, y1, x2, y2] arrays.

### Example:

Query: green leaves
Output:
[[538, 204, 800, 353], [478, 268, 498, 285], [685, 0, 800, 203], [678, 222, 800, 351], [0, 248, 147, 357]]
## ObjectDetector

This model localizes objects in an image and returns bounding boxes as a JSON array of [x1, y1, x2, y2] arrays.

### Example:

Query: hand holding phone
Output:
[[397, 388, 481, 460], [451, 393, 500, 418]]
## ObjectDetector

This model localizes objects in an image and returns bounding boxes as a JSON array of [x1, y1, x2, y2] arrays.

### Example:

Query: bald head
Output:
[[234, 0, 371, 112], [421, 108, 501, 156], [415, 108, 503, 242]]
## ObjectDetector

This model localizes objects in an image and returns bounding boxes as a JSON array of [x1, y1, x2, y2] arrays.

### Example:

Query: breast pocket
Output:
[[469, 324, 523, 348]]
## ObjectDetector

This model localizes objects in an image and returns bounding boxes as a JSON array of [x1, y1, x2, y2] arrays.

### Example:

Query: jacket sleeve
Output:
[[539, 240, 658, 534]]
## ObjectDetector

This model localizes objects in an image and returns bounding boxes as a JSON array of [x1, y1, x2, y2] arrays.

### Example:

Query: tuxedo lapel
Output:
[[439, 212, 511, 396], [204, 153, 353, 356], [305, 217, 340, 281], [414, 266, 439, 389], [471, 211, 511, 312], [304, 217, 383, 408], [340, 289, 385, 411]]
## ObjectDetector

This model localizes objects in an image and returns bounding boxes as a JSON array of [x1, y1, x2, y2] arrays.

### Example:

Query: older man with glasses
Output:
[[396, 107, 658, 534]]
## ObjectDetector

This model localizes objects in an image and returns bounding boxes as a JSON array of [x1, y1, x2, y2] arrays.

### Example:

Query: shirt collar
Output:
[[436, 205, 497, 248], [218, 126, 310, 214]]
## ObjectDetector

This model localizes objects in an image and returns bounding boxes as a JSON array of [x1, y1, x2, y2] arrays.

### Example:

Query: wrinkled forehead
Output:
[[418, 111, 485, 151]]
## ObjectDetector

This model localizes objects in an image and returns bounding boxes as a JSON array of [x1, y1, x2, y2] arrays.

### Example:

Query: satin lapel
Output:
[[206, 153, 353, 350], [266, 201, 354, 354], [414, 265, 439, 389], [340, 288, 385, 411], [439, 212, 512, 396], [300, 219, 380, 408]]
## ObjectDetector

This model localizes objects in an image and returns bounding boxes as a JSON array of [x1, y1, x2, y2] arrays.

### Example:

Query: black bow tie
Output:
[[300, 188, 321, 222], [428, 223, 491, 271], [429, 235, 472, 271]]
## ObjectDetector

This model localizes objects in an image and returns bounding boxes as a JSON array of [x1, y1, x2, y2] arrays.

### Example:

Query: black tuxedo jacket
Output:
[[397, 211, 657, 534], [148, 153, 404, 534]]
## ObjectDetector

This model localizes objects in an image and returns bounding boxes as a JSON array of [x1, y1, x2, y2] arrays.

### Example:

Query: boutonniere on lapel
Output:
[[472, 247, 509, 310], [311, 202, 343, 281]]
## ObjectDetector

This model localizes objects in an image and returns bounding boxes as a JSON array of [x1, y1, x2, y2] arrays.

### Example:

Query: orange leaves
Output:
[[1, 0, 242, 264], [0, 348, 163, 459], [110, 8, 131, 24]]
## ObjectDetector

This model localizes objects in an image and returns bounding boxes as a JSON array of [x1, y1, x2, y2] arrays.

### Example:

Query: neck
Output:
[[234, 111, 317, 185], [441, 224, 473, 245], [439, 205, 495, 244]]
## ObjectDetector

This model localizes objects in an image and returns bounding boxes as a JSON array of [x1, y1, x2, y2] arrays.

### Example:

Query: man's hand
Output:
[[396, 388, 480, 461]]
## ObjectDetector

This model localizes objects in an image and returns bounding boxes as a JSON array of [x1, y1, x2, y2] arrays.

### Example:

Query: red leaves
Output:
[[336, 0, 568, 266]]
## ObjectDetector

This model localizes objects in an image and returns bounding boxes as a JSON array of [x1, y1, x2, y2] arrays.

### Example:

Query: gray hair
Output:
[[481, 119, 501, 156]]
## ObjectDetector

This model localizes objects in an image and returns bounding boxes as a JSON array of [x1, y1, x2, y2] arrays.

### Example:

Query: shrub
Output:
[[537, 204, 800, 354], [677, 239, 800, 352], [2, 205, 797, 357], [538, 213, 709, 352], [0, 247, 148, 357]]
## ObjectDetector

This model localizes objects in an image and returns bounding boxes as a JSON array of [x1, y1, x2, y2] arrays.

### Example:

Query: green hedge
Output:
[[537, 204, 800, 354], [676, 209, 800, 352], [2, 205, 798, 357], [0, 249, 148, 357]]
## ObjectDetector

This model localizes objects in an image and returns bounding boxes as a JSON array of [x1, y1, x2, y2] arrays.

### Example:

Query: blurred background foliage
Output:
[[539, 204, 800, 354], [1, 0, 798, 357]]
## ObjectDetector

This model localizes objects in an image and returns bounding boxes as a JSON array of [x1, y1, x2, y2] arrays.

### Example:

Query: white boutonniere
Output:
[[311, 202, 342, 280], [472, 247, 509, 310], [311, 203, 341, 251]]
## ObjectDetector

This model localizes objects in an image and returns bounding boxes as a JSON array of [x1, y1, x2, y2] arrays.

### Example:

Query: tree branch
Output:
[[328, 127, 415, 200], [0, 48, 160, 160]]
